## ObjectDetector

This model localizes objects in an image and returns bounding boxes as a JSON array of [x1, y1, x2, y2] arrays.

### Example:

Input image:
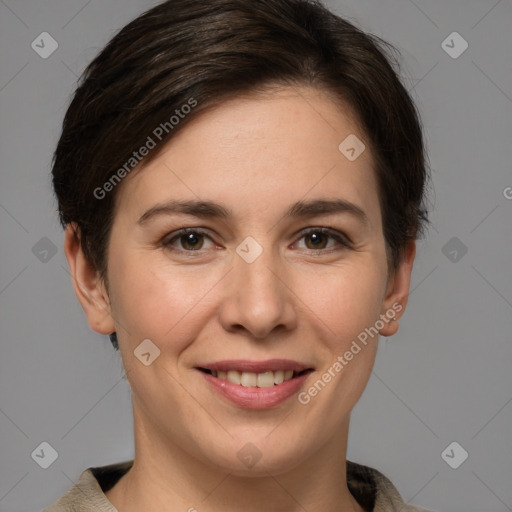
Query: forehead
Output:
[[114, 85, 381, 229]]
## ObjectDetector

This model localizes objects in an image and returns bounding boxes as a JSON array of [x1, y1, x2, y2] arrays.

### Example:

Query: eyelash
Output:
[[160, 227, 352, 256]]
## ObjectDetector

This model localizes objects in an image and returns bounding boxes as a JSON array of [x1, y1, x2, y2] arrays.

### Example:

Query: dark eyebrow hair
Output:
[[137, 198, 370, 227]]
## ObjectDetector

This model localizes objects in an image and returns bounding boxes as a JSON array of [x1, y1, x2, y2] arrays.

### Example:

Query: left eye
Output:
[[294, 227, 350, 252], [162, 227, 350, 253], [163, 229, 214, 251]]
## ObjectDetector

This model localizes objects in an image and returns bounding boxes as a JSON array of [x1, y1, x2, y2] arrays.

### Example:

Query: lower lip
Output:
[[200, 370, 311, 409]]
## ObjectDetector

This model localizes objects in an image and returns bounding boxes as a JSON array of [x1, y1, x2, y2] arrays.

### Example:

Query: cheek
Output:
[[108, 253, 221, 351], [299, 258, 387, 342], [309, 261, 386, 403]]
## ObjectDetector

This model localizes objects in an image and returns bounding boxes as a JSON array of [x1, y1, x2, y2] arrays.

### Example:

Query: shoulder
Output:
[[42, 460, 133, 512], [347, 460, 438, 512]]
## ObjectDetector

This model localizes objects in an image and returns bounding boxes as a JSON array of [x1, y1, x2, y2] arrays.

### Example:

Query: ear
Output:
[[63, 223, 115, 335], [378, 240, 416, 337]]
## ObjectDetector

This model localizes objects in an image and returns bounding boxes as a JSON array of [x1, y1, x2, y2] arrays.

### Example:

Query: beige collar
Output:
[[43, 459, 433, 512]]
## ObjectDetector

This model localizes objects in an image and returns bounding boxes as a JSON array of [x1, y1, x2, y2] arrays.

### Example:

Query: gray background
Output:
[[1, 0, 511, 511]]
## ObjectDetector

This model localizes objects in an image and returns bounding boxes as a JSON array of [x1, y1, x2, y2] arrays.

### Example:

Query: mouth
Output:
[[197, 368, 312, 388], [195, 360, 314, 409]]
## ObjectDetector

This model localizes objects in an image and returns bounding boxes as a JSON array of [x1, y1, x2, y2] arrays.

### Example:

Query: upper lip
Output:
[[197, 359, 313, 373]]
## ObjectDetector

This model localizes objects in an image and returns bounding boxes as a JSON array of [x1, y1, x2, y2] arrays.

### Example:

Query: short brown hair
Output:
[[52, 0, 430, 330]]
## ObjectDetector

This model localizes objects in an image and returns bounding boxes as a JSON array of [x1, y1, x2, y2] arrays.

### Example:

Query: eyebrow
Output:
[[137, 198, 370, 227]]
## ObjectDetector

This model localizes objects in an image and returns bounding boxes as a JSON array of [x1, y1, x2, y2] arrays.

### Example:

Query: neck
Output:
[[105, 409, 365, 512]]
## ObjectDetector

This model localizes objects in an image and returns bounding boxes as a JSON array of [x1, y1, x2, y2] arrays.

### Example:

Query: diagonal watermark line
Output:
[[294, 87, 337, 132], [0, 472, 29, 503], [264, 471, 309, 512], [61, 59, 80, 79], [162, 159, 214, 201], [61, 470, 110, 512], [472, 60, 512, 106], [266, 163, 337, 235], [372, 371, 439, 438], [428, 222, 439, 235], [409, 265, 438, 297], [158, 364, 233, 438], [471, 393, 512, 439], [471, 265, 512, 310], [161, 162, 234, 227], [0, 265, 28, 297], [162, 162, 200, 197], [61, 0, 93, 29], [402, 471, 439, 510], [471, 0, 504, 29], [264, 408, 294, 440], [407, 0, 439, 28], [471, 470, 512, 510], [199, 469, 233, 504], [0, 203, 29, 233], [0, 407, 29, 439], [59, 263, 132, 336], [408, 62, 439, 93], [0, 62, 29, 93], [0, 0, 29, 28], [161, 161, 233, 234], [163, 266, 234, 337], [61, 370, 131, 439], [470, 204, 499, 233], [162, 161, 245, 266], [265, 265, 337, 337]]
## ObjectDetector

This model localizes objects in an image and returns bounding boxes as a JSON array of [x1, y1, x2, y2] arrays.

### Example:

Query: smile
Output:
[[196, 360, 314, 409], [201, 369, 308, 387]]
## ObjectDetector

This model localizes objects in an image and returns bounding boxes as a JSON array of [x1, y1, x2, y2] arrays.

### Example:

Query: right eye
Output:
[[162, 228, 216, 253]]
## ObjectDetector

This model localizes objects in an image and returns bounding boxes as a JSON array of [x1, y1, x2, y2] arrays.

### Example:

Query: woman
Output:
[[45, 0, 434, 510]]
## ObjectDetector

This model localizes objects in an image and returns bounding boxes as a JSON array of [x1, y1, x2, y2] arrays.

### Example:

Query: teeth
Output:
[[274, 370, 284, 385], [226, 370, 241, 385], [257, 371, 275, 388], [240, 372, 257, 387], [211, 369, 299, 387]]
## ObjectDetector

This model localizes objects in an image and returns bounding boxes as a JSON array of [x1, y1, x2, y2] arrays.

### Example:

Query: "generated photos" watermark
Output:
[[298, 302, 402, 405], [93, 97, 198, 200]]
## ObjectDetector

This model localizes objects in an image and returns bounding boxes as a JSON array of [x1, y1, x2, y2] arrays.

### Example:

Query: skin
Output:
[[64, 85, 416, 512]]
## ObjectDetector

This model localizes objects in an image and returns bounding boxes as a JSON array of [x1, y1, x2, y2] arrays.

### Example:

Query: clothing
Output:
[[43, 459, 434, 512]]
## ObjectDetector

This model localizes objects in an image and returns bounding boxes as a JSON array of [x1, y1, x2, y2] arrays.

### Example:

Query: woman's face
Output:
[[69, 85, 414, 475]]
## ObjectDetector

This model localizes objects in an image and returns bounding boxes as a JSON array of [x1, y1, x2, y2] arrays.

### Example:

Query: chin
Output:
[[195, 430, 313, 477]]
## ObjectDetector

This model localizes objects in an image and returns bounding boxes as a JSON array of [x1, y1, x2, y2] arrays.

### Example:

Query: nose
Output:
[[218, 246, 298, 339]]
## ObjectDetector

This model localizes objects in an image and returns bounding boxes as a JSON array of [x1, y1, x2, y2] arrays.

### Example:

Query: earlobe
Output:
[[378, 241, 416, 337], [63, 223, 115, 335]]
